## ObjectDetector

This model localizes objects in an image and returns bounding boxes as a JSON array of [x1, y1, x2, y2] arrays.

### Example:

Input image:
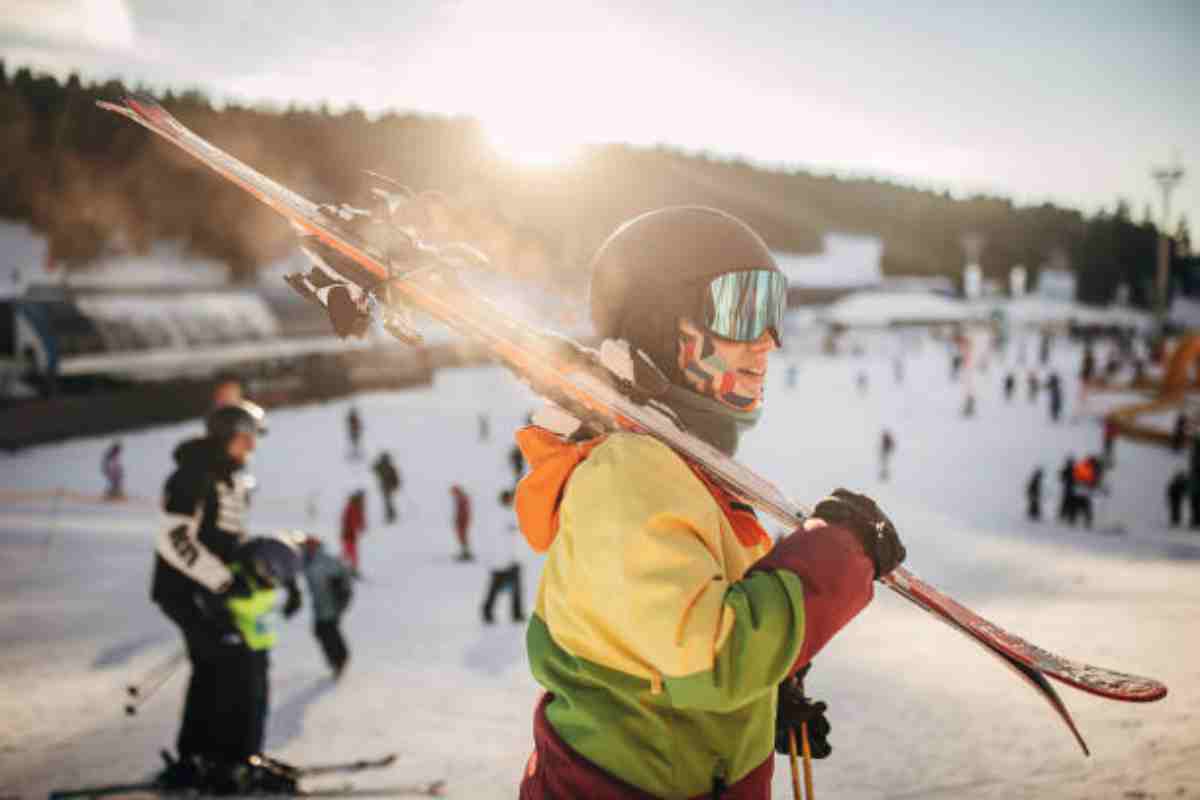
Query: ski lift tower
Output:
[[1152, 156, 1185, 328]]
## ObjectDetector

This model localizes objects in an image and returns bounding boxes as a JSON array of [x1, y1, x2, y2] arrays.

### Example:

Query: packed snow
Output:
[[2, 332, 1198, 799]]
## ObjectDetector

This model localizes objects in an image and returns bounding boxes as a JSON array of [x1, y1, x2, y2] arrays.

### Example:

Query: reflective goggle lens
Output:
[[703, 270, 788, 343]]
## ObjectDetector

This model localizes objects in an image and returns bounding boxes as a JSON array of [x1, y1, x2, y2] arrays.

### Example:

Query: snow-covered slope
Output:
[[1, 336, 1196, 799]]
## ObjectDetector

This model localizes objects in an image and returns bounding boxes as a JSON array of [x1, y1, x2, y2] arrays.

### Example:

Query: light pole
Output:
[[1152, 158, 1185, 327]]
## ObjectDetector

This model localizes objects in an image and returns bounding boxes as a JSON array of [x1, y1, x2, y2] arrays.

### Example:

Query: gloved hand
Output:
[[774, 666, 832, 759], [283, 579, 302, 619], [811, 488, 906, 579]]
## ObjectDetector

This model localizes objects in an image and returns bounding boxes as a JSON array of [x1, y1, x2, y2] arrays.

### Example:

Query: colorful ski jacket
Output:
[[515, 427, 876, 799], [226, 565, 279, 651]]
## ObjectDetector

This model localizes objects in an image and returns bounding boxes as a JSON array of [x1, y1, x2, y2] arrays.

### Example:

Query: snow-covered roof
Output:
[[2, 220, 232, 296], [975, 296, 1153, 329], [822, 290, 975, 326], [774, 233, 883, 288]]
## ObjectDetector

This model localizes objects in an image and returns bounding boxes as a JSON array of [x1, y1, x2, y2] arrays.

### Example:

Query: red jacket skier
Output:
[[450, 484, 473, 561], [340, 490, 367, 573]]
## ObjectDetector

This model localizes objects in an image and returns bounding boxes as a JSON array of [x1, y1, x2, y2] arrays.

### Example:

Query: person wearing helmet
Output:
[[151, 401, 303, 792], [515, 207, 906, 799]]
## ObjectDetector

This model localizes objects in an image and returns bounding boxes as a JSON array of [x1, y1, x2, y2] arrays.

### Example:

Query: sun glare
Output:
[[484, 118, 582, 169]]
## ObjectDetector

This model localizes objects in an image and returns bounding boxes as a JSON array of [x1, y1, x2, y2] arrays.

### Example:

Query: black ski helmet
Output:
[[588, 206, 782, 380], [206, 400, 268, 442], [235, 533, 301, 587]]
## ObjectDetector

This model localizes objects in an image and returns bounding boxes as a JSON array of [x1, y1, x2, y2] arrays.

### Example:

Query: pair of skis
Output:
[[95, 95, 1167, 757], [49, 753, 445, 798]]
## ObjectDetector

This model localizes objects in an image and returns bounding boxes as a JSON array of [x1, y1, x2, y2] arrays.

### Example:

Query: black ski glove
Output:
[[282, 579, 302, 619], [774, 666, 832, 759], [812, 488, 906, 579]]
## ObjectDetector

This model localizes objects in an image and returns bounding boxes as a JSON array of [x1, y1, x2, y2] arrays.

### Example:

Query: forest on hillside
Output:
[[1, 62, 1193, 306]]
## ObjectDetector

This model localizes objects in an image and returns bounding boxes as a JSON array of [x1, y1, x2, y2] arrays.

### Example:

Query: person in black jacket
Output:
[[1167, 471, 1188, 527], [371, 451, 402, 524], [1026, 467, 1043, 521], [1058, 455, 1076, 523], [151, 401, 302, 792]]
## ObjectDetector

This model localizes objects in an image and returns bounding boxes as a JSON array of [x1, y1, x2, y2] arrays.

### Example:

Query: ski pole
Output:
[[786, 726, 814, 800], [787, 729, 802, 800], [800, 722, 814, 799], [125, 648, 186, 715]]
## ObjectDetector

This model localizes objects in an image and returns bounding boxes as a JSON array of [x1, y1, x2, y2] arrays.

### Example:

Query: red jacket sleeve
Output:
[[747, 519, 875, 675]]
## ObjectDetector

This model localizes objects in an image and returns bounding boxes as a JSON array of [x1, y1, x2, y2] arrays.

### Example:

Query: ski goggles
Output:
[[701, 269, 788, 343]]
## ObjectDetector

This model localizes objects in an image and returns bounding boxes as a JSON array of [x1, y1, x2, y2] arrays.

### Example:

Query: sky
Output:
[[2, 0, 1197, 235]]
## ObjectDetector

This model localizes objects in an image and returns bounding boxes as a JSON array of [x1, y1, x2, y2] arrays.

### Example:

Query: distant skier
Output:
[[150, 401, 304, 792], [855, 370, 868, 395], [480, 490, 524, 624], [1026, 467, 1043, 521], [301, 536, 353, 678], [102, 441, 125, 500], [340, 490, 367, 574], [1069, 456, 1101, 528], [892, 355, 904, 385], [962, 392, 976, 418], [1047, 372, 1063, 422], [346, 406, 363, 460], [1103, 418, 1118, 466], [1167, 471, 1188, 528], [1039, 330, 1052, 365], [1027, 371, 1040, 404], [478, 412, 491, 442], [371, 451, 402, 524], [1003, 372, 1015, 403], [879, 428, 895, 481], [1190, 432, 1200, 529], [1058, 455, 1077, 523], [515, 207, 903, 797], [1080, 347, 1096, 384], [1172, 412, 1188, 453], [450, 484, 473, 561], [508, 443, 525, 482]]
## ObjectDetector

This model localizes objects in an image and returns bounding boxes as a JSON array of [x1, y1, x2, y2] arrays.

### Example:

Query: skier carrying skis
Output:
[[301, 536, 354, 677], [514, 207, 906, 799], [151, 400, 304, 792]]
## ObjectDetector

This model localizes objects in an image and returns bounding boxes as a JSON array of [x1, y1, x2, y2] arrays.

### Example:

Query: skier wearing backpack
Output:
[[150, 400, 303, 792], [514, 207, 906, 799]]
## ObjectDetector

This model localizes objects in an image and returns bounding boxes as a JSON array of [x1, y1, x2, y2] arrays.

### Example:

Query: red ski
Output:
[[97, 95, 1166, 755]]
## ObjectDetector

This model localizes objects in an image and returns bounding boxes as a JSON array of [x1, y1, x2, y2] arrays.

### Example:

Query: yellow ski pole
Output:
[[787, 728, 803, 800]]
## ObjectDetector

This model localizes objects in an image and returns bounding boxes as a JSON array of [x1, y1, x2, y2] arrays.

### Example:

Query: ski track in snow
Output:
[[2, 340, 1199, 799]]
